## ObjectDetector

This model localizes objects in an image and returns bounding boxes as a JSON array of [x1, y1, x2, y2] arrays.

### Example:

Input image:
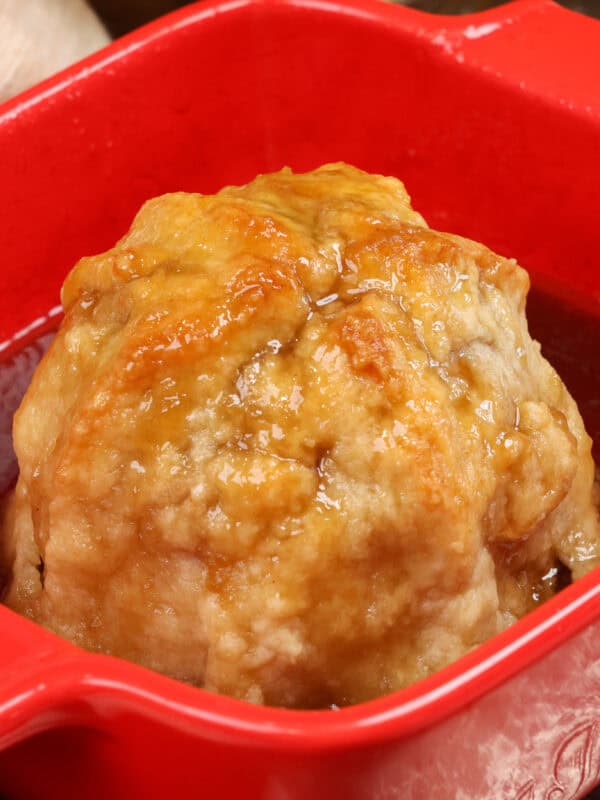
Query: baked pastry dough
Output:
[[3, 164, 599, 707]]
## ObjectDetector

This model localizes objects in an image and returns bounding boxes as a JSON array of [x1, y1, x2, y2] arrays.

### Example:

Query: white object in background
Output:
[[0, 0, 109, 103]]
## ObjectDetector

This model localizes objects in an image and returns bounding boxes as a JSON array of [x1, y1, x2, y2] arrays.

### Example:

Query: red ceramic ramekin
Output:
[[1, 1, 599, 798]]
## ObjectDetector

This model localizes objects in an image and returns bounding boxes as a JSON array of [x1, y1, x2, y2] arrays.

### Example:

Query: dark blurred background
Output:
[[90, 0, 600, 37]]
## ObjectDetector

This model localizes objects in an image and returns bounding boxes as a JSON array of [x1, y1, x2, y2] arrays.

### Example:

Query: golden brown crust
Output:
[[4, 163, 599, 706]]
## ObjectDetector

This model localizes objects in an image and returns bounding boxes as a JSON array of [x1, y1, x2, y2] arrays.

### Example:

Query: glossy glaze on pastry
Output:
[[3, 164, 599, 707]]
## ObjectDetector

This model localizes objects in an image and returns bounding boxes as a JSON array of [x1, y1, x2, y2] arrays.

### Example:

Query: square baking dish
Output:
[[0, 1, 599, 797]]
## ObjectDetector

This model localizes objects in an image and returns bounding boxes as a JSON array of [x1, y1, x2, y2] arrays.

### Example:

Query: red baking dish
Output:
[[1, 0, 600, 797]]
